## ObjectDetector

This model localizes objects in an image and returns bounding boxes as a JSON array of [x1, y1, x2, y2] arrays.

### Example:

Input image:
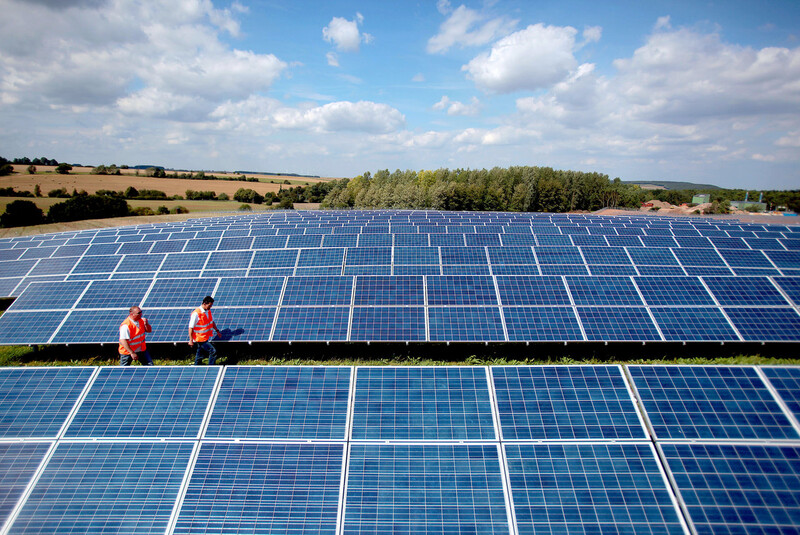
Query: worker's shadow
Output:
[[215, 328, 245, 341]]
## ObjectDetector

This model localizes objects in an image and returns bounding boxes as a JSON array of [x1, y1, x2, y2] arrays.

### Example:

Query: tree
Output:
[[55, 163, 72, 174], [0, 157, 13, 176], [278, 196, 294, 209], [156, 206, 169, 214], [48, 195, 129, 222], [34, 184, 41, 197], [124, 186, 139, 198], [233, 188, 264, 204], [27, 165, 36, 175], [0, 200, 45, 228], [238, 203, 252, 211]]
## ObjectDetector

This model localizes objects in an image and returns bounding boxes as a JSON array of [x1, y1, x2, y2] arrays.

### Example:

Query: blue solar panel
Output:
[[28, 256, 79, 276], [651, 308, 740, 341], [440, 246, 488, 265], [281, 276, 352, 306], [250, 248, 298, 268], [49, 309, 124, 344], [580, 246, 631, 265], [7, 442, 193, 535], [0, 368, 94, 438], [724, 307, 800, 341], [74, 279, 152, 309], [174, 443, 344, 535], [214, 276, 284, 306], [629, 366, 799, 440], [503, 306, 583, 341], [71, 254, 121, 273], [567, 276, 643, 306], [64, 367, 218, 438], [353, 275, 424, 305], [496, 276, 570, 305], [762, 367, 800, 421], [534, 246, 583, 264], [634, 276, 715, 306], [144, 277, 219, 307], [351, 367, 495, 440], [273, 306, 350, 340], [297, 247, 344, 267], [506, 443, 685, 535], [718, 248, 772, 268], [429, 306, 505, 341], [427, 275, 498, 305], [487, 246, 537, 265], [704, 276, 789, 306], [578, 307, 661, 341], [350, 307, 426, 341], [492, 366, 645, 439], [344, 444, 509, 533], [8, 280, 87, 310], [628, 247, 679, 266], [115, 253, 165, 272], [346, 246, 392, 266], [205, 250, 254, 269], [206, 366, 350, 439], [0, 443, 51, 525], [773, 276, 800, 305], [660, 443, 800, 535]]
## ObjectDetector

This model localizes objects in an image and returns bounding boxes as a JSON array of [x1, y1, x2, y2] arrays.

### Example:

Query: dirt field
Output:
[[4, 166, 338, 198]]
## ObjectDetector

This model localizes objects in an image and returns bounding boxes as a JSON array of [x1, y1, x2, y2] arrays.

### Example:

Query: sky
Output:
[[1, 0, 799, 189]]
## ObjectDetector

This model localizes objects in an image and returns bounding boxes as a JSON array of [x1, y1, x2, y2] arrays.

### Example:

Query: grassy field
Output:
[[2, 166, 338, 199]]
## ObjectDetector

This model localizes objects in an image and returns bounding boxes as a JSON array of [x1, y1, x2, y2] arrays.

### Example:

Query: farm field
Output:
[[4, 165, 336, 198]]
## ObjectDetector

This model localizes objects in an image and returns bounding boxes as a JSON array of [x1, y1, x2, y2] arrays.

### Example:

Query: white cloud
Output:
[[776, 132, 800, 147], [433, 95, 482, 116], [462, 24, 579, 93], [273, 101, 405, 134], [323, 14, 372, 52], [427, 5, 517, 54], [327, 52, 340, 67], [412, 73, 426, 82], [654, 16, 671, 31], [583, 26, 602, 43]]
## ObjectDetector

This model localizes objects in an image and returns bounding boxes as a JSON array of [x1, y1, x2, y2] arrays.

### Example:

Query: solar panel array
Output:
[[2, 364, 800, 534], [0, 210, 799, 344]]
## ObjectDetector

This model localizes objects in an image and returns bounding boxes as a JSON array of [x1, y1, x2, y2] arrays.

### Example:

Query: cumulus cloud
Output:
[[273, 101, 405, 134], [433, 96, 482, 116], [427, 4, 517, 54], [462, 24, 579, 93], [323, 13, 373, 52]]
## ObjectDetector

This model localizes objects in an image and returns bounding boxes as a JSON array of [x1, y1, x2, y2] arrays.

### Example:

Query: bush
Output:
[[130, 206, 155, 216], [137, 189, 168, 200], [218, 193, 229, 201], [48, 188, 70, 198], [27, 165, 36, 175], [233, 188, 263, 204], [238, 203, 252, 211], [1, 200, 45, 228], [185, 190, 217, 200], [170, 206, 189, 214], [278, 196, 294, 209], [0, 187, 33, 197], [0, 157, 12, 176], [55, 163, 72, 174], [124, 186, 139, 198], [47, 195, 129, 222], [156, 206, 170, 215]]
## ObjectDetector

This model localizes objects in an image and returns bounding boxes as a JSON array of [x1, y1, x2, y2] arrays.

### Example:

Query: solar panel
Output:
[[427, 275, 498, 305], [578, 307, 661, 341], [74, 279, 153, 309], [428, 306, 505, 341], [492, 366, 646, 440], [724, 307, 800, 341], [703, 276, 789, 306], [351, 367, 495, 440], [567, 276, 643, 306], [762, 367, 800, 421], [0, 443, 51, 525], [660, 443, 800, 535], [7, 280, 87, 310], [350, 307, 426, 341], [629, 366, 799, 440], [174, 443, 344, 535], [273, 306, 350, 340], [503, 306, 583, 341], [505, 443, 685, 535], [64, 367, 219, 438], [496, 276, 570, 306], [0, 368, 93, 438], [353, 275, 424, 305], [7, 442, 193, 535], [281, 276, 352, 306], [344, 444, 510, 533], [650, 307, 740, 341], [143, 277, 219, 308], [634, 276, 715, 306], [213, 276, 284, 306]]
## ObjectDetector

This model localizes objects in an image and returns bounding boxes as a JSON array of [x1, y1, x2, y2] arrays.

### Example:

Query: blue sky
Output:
[[1, 0, 799, 189]]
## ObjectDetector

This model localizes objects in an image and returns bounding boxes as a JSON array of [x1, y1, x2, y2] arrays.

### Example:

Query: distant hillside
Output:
[[623, 180, 722, 191]]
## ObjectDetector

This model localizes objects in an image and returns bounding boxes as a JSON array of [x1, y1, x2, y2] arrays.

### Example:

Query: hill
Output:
[[623, 180, 722, 190]]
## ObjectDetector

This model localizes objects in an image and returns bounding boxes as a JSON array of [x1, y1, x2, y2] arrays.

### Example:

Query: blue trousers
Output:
[[193, 341, 217, 365], [119, 350, 154, 366]]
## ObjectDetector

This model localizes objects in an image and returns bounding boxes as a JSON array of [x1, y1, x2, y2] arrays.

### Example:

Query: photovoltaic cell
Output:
[[211, 307, 276, 341], [629, 366, 799, 440], [0, 311, 66, 345], [503, 307, 583, 341], [650, 308, 740, 341], [350, 307, 426, 341], [567, 276, 643, 306], [427, 275, 498, 305], [74, 278, 153, 309], [174, 443, 344, 535], [214, 276, 284, 306], [7, 442, 193, 535], [496, 276, 570, 305], [703, 276, 789, 306], [660, 443, 800, 535], [273, 306, 349, 340], [506, 443, 685, 535], [144, 277, 219, 307], [8, 280, 87, 310], [344, 444, 509, 534], [634, 276, 715, 306], [206, 366, 350, 439], [578, 307, 661, 341], [351, 367, 495, 440], [0, 368, 94, 438], [0, 443, 51, 525], [773, 277, 800, 306], [724, 307, 800, 341], [762, 367, 800, 421], [64, 367, 219, 438], [353, 275, 424, 305], [281, 276, 352, 306], [492, 366, 645, 440], [428, 306, 505, 341], [50, 309, 126, 344]]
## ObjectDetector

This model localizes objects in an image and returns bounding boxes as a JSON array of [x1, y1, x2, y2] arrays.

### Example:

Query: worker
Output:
[[189, 295, 221, 365], [119, 306, 154, 366]]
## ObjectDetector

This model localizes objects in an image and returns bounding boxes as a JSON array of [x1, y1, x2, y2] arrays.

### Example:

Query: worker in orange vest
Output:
[[119, 306, 154, 366], [188, 295, 221, 365]]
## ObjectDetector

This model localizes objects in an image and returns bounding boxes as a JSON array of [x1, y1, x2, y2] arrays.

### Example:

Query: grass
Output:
[[2, 343, 799, 368]]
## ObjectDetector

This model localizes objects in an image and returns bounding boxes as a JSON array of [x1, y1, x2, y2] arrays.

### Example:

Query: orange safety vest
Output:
[[191, 307, 214, 342], [119, 317, 147, 355]]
